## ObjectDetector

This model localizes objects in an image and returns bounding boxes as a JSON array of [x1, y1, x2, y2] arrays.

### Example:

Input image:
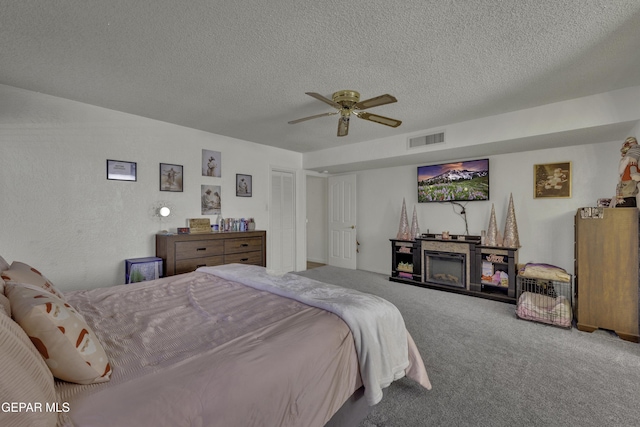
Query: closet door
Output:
[[270, 168, 296, 273]]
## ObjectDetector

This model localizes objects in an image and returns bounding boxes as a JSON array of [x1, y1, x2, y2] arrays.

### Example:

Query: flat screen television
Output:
[[417, 159, 489, 202]]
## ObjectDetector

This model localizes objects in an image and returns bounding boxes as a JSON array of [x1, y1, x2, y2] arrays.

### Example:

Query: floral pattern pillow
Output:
[[1, 261, 65, 300], [6, 283, 112, 385]]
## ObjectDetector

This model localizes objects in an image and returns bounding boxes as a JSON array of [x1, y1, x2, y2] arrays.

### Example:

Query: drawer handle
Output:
[[196, 248, 207, 251], [240, 243, 249, 247], [196, 264, 206, 268], [240, 258, 249, 262]]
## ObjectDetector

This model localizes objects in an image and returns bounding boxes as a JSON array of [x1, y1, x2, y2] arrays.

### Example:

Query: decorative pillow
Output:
[[1, 261, 65, 300], [0, 301, 57, 427], [0, 255, 8, 297], [6, 283, 112, 385], [518, 263, 571, 282], [0, 293, 10, 317]]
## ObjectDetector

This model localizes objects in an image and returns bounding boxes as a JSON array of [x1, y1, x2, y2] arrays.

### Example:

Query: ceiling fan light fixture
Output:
[[289, 90, 402, 136], [338, 115, 350, 137], [332, 90, 360, 107]]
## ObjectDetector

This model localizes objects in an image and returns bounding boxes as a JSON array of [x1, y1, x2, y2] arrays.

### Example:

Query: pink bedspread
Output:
[[201, 264, 431, 405], [56, 272, 359, 426], [55, 270, 429, 427]]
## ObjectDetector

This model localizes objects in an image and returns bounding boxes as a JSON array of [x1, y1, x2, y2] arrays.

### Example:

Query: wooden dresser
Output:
[[575, 208, 639, 342], [156, 230, 266, 276]]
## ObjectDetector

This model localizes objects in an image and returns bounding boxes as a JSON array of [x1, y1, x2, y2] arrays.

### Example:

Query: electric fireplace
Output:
[[424, 251, 466, 289]]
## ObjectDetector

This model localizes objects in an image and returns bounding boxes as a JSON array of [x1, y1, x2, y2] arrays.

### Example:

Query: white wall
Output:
[[2, 83, 636, 290], [0, 85, 302, 290], [355, 140, 622, 277], [306, 175, 327, 263]]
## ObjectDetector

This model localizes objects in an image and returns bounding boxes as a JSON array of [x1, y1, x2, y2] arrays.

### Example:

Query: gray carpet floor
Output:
[[295, 266, 640, 427]]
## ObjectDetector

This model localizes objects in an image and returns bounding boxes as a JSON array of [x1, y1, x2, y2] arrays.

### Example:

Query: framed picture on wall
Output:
[[201, 184, 221, 215], [107, 159, 137, 181], [534, 162, 572, 198], [160, 163, 183, 192], [236, 174, 252, 197], [202, 149, 221, 177]]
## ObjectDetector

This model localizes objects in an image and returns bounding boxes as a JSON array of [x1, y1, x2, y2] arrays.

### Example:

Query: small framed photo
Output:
[[160, 163, 183, 192], [107, 159, 137, 181], [534, 162, 572, 198], [202, 149, 221, 177], [236, 174, 252, 197], [201, 184, 221, 215]]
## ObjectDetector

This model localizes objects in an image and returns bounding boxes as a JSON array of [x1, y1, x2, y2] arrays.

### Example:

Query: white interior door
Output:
[[328, 174, 357, 269], [270, 168, 296, 273]]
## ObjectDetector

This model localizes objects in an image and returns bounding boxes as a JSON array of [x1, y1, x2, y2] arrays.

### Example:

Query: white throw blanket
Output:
[[198, 264, 409, 405]]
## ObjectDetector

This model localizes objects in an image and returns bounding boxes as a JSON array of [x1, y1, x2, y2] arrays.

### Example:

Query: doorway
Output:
[[306, 174, 328, 267]]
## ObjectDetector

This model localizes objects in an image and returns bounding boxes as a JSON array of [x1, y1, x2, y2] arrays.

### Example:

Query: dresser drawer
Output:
[[224, 237, 263, 254], [175, 240, 224, 260], [175, 255, 224, 274], [224, 251, 263, 265]]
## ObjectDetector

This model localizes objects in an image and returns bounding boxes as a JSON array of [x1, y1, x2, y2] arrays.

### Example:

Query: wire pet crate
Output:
[[516, 276, 573, 328]]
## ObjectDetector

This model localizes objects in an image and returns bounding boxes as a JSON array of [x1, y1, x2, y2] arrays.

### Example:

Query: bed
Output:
[[0, 258, 431, 427]]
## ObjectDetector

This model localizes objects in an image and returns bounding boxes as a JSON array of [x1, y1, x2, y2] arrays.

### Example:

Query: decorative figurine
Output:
[[615, 136, 640, 208], [486, 204, 498, 246], [410, 206, 420, 240], [503, 193, 521, 248], [396, 198, 411, 240]]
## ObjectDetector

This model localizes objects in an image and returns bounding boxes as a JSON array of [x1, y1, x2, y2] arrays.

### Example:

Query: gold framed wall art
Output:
[[534, 162, 572, 198]]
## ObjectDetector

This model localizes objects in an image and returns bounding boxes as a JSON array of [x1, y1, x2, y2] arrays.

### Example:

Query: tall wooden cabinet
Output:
[[575, 208, 639, 342]]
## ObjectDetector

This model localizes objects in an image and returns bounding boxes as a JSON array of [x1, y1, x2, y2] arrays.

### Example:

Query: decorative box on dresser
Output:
[[156, 230, 266, 277], [575, 208, 639, 342]]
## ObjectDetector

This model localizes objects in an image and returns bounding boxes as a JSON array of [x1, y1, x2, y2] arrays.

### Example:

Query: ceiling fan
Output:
[[288, 90, 402, 137]]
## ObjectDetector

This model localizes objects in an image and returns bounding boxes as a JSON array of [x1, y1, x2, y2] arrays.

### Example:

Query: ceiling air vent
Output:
[[408, 131, 445, 149]]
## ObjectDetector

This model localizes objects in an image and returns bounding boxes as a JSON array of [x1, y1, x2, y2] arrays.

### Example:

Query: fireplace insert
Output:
[[424, 251, 466, 289]]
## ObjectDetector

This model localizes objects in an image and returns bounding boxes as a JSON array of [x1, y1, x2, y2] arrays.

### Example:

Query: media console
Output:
[[390, 234, 518, 303]]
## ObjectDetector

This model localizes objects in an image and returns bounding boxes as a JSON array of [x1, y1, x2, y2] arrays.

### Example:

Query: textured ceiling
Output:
[[2, 0, 640, 154]]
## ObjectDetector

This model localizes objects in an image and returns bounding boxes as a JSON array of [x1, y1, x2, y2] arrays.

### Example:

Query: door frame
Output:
[[305, 171, 329, 265]]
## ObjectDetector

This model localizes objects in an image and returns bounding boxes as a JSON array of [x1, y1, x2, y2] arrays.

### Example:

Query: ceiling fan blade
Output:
[[306, 92, 342, 109], [355, 111, 402, 128], [337, 116, 350, 137], [354, 94, 397, 110], [288, 111, 338, 124]]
